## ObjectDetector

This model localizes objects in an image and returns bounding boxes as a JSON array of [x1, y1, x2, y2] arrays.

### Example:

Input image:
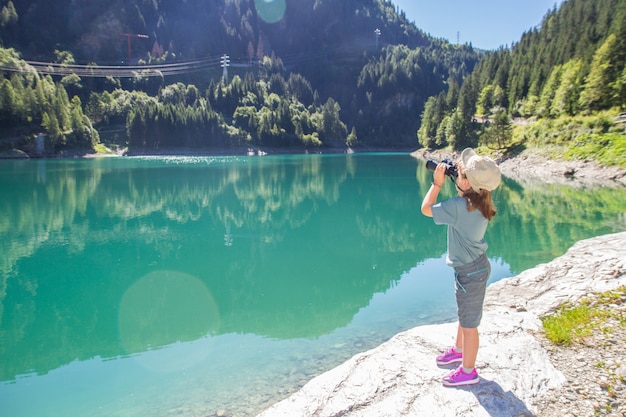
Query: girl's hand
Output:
[[433, 163, 446, 187]]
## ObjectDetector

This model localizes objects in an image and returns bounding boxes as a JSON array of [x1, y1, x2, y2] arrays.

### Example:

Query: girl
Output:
[[421, 148, 501, 387]]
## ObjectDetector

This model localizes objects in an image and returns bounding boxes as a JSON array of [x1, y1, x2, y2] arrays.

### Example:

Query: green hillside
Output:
[[0, 0, 624, 163], [419, 0, 626, 166]]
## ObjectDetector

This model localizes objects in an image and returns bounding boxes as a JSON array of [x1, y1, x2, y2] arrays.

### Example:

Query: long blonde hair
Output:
[[461, 188, 497, 221], [457, 160, 497, 221]]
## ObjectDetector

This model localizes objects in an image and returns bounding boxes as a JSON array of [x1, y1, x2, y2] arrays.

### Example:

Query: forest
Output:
[[0, 0, 624, 163], [418, 0, 626, 166]]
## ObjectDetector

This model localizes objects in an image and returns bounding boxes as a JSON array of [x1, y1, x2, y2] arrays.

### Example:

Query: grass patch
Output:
[[542, 303, 597, 345], [541, 286, 625, 346], [511, 112, 626, 168], [563, 132, 626, 167]]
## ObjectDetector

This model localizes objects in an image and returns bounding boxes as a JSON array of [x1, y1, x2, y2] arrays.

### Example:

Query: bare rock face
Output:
[[0, 149, 29, 158], [256, 232, 626, 417], [496, 155, 626, 188]]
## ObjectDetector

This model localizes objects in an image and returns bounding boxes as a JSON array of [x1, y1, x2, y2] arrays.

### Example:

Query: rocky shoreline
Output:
[[255, 232, 626, 417], [411, 149, 626, 188], [4, 144, 625, 188], [533, 287, 626, 417]]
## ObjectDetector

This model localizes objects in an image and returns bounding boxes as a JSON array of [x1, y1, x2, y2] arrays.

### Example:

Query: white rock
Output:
[[256, 232, 626, 417]]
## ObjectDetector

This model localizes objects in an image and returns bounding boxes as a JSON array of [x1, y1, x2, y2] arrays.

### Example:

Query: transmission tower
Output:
[[221, 54, 230, 83]]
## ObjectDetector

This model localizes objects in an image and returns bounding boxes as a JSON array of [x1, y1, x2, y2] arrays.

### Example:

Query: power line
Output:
[[0, 41, 372, 79], [0, 55, 252, 78]]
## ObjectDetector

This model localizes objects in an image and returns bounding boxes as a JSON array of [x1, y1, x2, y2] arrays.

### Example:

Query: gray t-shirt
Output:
[[432, 196, 488, 267]]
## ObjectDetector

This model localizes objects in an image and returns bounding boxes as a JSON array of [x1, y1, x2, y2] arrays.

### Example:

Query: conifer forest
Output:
[[0, 0, 624, 162]]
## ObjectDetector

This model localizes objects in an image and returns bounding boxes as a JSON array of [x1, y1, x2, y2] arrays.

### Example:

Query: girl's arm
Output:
[[421, 163, 447, 217]]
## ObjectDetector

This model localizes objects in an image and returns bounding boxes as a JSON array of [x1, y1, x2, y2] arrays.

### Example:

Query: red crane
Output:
[[120, 33, 149, 62]]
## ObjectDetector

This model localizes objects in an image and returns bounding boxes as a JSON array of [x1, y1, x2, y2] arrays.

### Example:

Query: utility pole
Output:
[[457, 31, 460, 45], [120, 33, 149, 62], [221, 54, 230, 83]]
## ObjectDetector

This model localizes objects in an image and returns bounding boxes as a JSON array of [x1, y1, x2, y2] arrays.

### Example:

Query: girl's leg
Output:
[[454, 324, 463, 350], [460, 326, 479, 369], [442, 326, 480, 386]]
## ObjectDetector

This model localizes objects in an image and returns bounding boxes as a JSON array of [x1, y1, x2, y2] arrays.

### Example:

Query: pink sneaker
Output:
[[436, 346, 463, 366], [442, 366, 479, 387]]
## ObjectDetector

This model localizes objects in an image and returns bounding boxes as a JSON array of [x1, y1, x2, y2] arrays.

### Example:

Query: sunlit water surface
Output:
[[1, 154, 624, 417]]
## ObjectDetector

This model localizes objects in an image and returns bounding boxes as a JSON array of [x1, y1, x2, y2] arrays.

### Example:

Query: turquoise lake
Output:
[[1, 153, 625, 417]]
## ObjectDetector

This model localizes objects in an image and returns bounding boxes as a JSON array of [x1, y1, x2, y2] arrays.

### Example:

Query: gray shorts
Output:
[[454, 253, 490, 328]]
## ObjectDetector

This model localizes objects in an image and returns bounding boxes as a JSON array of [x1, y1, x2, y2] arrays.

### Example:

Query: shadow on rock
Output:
[[457, 377, 535, 417]]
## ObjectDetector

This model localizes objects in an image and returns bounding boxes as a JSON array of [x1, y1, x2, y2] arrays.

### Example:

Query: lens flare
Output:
[[255, 0, 287, 24], [118, 270, 220, 371]]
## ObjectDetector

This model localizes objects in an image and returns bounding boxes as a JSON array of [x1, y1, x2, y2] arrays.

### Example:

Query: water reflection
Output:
[[490, 176, 626, 272], [118, 270, 220, 362], [0, 154, 624, 390]]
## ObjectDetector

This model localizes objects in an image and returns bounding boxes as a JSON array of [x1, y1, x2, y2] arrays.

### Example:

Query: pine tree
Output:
[[0, 1, 18, 29], [579, 34, 618, 111], [481, 108, 511, 149], [0, 78, 16, 121], [537, 65, 562, 118], [476, 85, 494, 118], [417, 94, 444, 148], [550, 59, 584, 116]]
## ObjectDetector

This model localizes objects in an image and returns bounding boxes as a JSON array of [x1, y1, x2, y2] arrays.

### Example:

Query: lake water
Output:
[[1, 153, 625, 417]]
